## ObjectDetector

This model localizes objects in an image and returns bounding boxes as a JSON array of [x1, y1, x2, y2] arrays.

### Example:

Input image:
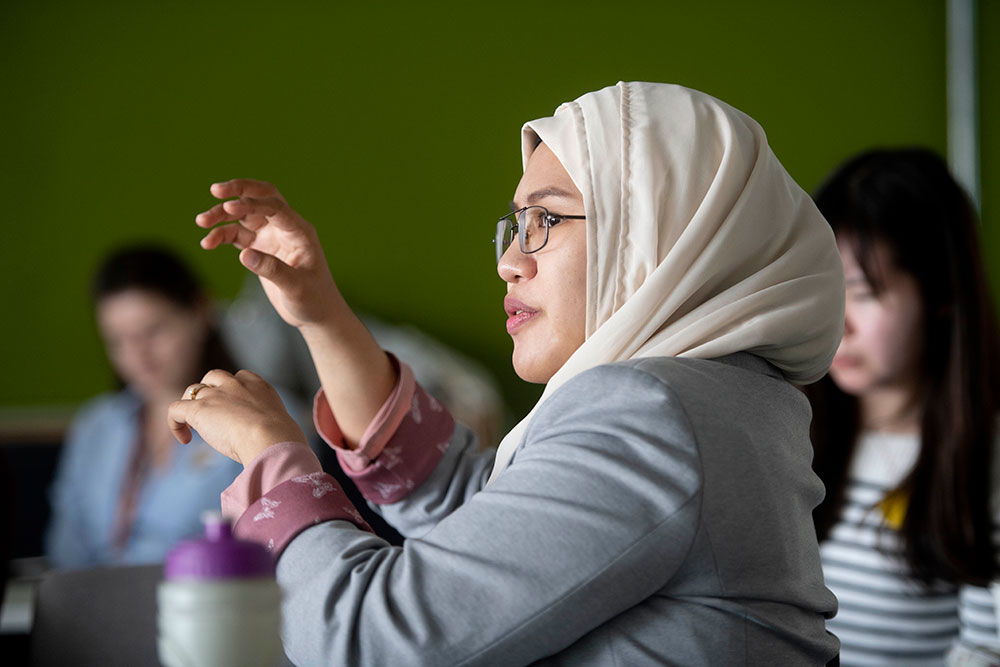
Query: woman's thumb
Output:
[[240, 248, 293, 287]]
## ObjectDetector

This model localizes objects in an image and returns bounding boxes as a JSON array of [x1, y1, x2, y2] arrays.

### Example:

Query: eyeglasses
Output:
[[494, 206, 586, 264]]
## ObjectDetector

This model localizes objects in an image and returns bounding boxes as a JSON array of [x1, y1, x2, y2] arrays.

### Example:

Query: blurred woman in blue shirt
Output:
[[45, 245, 246, 568]]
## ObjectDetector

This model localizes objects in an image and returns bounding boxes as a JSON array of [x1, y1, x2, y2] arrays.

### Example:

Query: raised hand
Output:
[[196, 178, 397, 448], [196, 179, 342, 330]]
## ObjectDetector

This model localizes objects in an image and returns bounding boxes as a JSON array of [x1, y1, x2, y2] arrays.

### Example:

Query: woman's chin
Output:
[[511, 338, 583, 385], [512, 365, 551, 385], [828, 370, 869, 397], [131, 378, 183, 402], [511, 353, 556, 385]]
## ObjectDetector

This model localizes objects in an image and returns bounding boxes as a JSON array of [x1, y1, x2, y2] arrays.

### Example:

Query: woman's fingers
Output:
[[167, 368, 302, 464], [200, 223, 257, 250], [195, 203, 220, 228], [182, 382, 210, 401], [210, 179, 287, 203], [196, 196, 284, 228], [167, 400, 195, 444], [196, 196, 305, 239], [239, 248, 298, 290], [234, 369, 265, 383], [220, 197, 303, 232], [195, 201, 231, 228], [233, 369, 278, 397], [195, 178, 337, 330], [197, 368, 274, 397], [201, 368, 236, 387]]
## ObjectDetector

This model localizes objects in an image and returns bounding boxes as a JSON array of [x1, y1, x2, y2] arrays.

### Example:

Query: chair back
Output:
[[31, 564, 161, 666]]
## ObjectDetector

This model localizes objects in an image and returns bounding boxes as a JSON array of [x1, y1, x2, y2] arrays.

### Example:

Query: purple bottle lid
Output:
[[164, 511, 274, 580]]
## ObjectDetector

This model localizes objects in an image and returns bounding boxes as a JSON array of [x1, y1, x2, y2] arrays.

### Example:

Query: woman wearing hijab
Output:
[[170, 82, 844, 664]]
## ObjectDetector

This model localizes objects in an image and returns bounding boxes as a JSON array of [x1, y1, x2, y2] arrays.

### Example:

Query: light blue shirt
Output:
[[45, 389, 244, 569]]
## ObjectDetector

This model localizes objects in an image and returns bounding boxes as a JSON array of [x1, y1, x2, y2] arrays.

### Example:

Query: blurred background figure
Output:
[[805, 148, 1000, 665], [46, 246, 251, 568]]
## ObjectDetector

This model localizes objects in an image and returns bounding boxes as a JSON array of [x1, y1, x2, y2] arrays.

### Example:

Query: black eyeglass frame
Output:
[[494, 206, 586, 263]]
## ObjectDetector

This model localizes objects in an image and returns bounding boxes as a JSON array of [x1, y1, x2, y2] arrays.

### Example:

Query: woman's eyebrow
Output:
[[510, 187, 578, 210], [528, 187, 576, 204]]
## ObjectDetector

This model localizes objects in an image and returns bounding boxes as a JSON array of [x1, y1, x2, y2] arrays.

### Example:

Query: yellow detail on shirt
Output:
[[879, 489, 909, 530]]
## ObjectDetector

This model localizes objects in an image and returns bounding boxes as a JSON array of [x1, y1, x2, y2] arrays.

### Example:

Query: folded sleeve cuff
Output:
[[220, 442, 323, 521], [311, 355, 456, 505], [342, 383, 455, 504], [233, 473, 373, 559], [313, 355, 416, 471]]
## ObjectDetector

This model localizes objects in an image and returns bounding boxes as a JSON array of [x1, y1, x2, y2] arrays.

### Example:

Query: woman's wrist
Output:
[[295, 285, 352, 338], [243, 423, 308, 466]]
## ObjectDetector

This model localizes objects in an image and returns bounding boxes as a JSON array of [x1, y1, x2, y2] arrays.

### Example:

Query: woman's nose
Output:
[[842, 301, 855, 337], [497, 244, 536, 283], [124, 342, 153, 366]]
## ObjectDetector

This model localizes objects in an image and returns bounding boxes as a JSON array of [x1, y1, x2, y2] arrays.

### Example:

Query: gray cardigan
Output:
[[277, 353, 839, 665]]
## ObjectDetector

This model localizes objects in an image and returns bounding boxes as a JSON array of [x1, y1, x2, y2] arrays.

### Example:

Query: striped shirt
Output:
[[820, 431, 1000, 665]]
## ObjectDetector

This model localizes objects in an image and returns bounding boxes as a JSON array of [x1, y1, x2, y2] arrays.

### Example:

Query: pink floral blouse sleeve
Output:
[[314, 359, 455, 504], [223, 356, 454, 557]]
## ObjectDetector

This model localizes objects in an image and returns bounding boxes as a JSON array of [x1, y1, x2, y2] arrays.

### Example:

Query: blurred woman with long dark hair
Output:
[[806, 148, 1000, 664]]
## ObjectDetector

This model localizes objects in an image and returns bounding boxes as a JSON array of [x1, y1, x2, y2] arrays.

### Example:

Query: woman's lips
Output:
[[504, 297, 538, 335], [506, 311, 537, 334], [831, 354, 860, 370]]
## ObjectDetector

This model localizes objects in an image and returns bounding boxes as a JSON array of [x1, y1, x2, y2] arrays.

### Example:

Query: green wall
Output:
[[1, 1, 997, 417]]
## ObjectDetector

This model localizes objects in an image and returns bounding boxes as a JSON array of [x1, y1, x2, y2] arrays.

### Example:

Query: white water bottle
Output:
[[157, 512, 283, 667]]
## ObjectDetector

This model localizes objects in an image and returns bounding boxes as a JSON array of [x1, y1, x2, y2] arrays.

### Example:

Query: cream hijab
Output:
[[488, 82, 844, 483]]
